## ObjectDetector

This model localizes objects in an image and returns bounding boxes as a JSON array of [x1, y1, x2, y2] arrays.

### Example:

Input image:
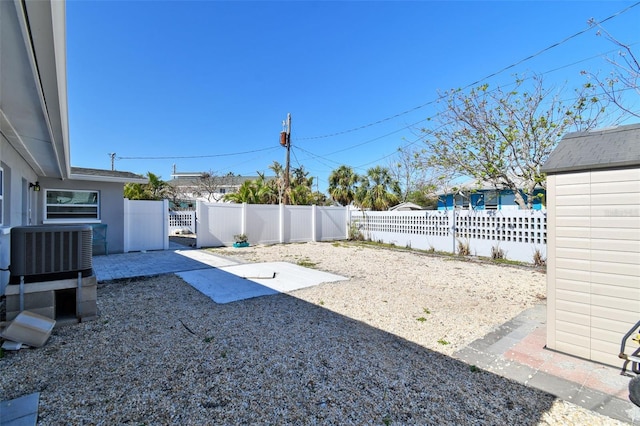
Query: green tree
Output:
[[124, 172, 167, 200], [354, 166, 401, 211], [420, 75, 605, 209], [328, 165, 359, 206], [224, 179, 259, 204], [267, 161, 286, 204]]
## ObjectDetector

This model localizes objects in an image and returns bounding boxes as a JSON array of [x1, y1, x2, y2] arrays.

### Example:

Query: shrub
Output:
[[533, 249, 546, 267], [491, 245, 505, 260], [457, 239, 470, 256], [348, 223, 364, 241]]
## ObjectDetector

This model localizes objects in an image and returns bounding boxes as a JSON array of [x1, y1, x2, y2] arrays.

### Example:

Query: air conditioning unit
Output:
[[10, 225, 93, 284]]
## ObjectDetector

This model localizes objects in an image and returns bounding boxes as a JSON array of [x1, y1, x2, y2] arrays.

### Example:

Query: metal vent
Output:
[[10, 225, 93, 283]]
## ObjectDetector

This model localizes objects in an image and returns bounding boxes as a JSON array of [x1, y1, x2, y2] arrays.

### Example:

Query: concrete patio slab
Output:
[[177, 262, 348, 304]]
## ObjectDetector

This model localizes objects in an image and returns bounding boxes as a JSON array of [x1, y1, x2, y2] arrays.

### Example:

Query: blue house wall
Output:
[[437, 189, 545, 210]]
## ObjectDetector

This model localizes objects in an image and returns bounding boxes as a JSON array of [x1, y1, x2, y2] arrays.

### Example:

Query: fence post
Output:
[[123, 198, 130, 253], [241, 203, 248, 237], [195, 200, 201, 249], [311, 205, 317, 242], [344, 206, 351, 240], [279, 203, 285, 243], [162, 199, 169, 250], [449, 209, 456, 255]]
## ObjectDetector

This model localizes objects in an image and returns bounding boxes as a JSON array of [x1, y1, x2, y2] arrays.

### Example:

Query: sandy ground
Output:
[[208, 241, 548, 356], [0, 241, 628, 425]]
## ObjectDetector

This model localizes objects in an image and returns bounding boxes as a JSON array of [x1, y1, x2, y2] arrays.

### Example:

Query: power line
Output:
[[117, 146, 279, 160], [296, 2, 640, 141]]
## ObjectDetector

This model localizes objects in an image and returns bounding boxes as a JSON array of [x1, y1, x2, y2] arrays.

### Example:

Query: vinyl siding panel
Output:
[[591, 272, 640, 288], [591, 193, 640, 205], [590, 260, 640, 276], [555, 278, 590, 293], [591, 283, 640, 299], [590, 249, 640, 264], [555, 227, 591, 238], [555, 320, 590, 337], [586, 239, 640, 252], [556, 247, 590, 260], [546, 166, 640, 368], [554, 194, 591, 206]]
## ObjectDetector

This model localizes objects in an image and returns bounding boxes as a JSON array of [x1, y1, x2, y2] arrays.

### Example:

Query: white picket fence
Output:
[[350, 209, 547, 263], [196, 201, 348, 247]]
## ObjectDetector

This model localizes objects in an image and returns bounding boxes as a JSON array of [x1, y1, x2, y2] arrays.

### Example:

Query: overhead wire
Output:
[[295, 1, 640, 142], [114, 3, 639, 176], [117, 146, 279, 161]]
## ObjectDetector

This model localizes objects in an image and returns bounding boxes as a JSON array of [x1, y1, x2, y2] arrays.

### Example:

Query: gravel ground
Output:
[[0, 242, 628, 425]]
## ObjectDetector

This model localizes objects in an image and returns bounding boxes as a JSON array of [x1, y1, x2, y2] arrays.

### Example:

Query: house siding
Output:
[[0, 141, 40, 294], [546, 169, 640, 367], [37, 177, 126, 253]]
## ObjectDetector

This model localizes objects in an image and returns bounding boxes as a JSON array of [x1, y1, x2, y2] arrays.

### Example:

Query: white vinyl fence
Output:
[[196, 202, 348, 248], [350, 209, 547, 263], [123, 198, 547, 264], [124, 199, 169, 252]]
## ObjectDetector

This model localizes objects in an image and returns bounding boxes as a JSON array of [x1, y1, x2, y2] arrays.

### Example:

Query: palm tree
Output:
[[123, 172, 167, 200], [328, 165, 359, 206], [268, 161, 285, 204], [355, 166, 401, 211], [224, 180, 258, 203], [146, 172, 167, 200]]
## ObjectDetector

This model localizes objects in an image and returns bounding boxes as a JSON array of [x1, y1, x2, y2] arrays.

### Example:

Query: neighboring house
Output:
[[0, 1, 146, 292], [542, 123, 640, 368], [436, 179, 546, 211], [388, 202, 423, 211], [168, 170, 273, 205]]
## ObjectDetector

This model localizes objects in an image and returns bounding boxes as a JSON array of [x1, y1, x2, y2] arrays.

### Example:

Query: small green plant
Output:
[[423, 308, 431, 314], [233, 234, 248, 243], [491, 245, 505, 260], [348, 223, 364, 241], [220, 351, 227, 358], [469, 365, 480, 372], [437, 338, 450, 346], [297, 257, 318, 268], [416, 317, 427, 322], [457, 239, 470, 256], [203, 336, 215, 343], [319, 300, 325, 306], [533, 249, 546, 267], [382, 415, 392, 425]]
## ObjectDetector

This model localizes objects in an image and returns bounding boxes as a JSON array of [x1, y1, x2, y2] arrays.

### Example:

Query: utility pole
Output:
[[108, 153, 116, 171], [280, 113, 291, 205]]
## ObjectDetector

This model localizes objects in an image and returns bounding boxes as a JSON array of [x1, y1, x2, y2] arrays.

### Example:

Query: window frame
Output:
[[44, 188, 101, 223]]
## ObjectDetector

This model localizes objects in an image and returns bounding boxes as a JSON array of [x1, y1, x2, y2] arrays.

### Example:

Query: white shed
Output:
[[541, 124, 640, 367]]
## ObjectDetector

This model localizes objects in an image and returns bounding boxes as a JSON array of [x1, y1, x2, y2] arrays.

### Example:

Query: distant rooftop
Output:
[[70, 167, 147, 183]]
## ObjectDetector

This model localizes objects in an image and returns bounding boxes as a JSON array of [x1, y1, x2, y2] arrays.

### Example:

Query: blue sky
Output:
[[66, 1, 640, 193]]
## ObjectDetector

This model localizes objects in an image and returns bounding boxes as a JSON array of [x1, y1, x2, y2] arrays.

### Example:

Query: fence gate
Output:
[[124, 199, 169, 252]]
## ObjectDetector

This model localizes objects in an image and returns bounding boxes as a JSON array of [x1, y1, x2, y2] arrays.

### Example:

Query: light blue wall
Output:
[[437, 189, 546, 211]]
